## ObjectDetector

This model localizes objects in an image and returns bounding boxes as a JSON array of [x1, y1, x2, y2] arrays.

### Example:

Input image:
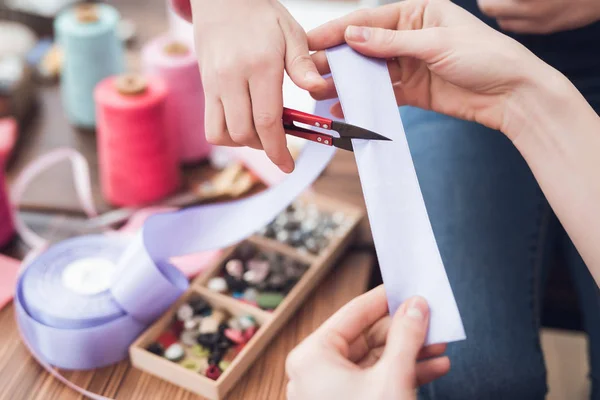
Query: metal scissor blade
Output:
[[331, 121, 391, 141]]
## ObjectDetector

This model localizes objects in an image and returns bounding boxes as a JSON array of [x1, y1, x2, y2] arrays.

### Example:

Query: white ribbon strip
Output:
[[327, 45, 465, 344]]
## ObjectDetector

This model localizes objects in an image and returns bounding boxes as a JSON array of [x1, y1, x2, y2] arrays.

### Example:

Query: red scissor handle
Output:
[[282, 108, 333, 130], [284, 127, 334, 146]]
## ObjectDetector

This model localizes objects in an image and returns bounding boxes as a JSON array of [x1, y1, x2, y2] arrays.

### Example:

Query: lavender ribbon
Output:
[[15, 142, 335, 370]]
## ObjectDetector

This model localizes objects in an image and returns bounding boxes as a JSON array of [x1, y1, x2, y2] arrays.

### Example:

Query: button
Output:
[[189, 298, 211, 316], [183, 316, 202, 331], [224, 328, 245, 344], [199, 316, 220, 334], [243, 288, 259, 302], [182, 359, 201, 372], [176, 303, 194, 321], [146, 342, 164, 356], [205, 365, 222, 380], [243, 326, 258, 341], [180, 330, 198, 347], [207, 277, 228, 293], [164, 343, 185, 362], [238, 315, 257, 330], [192, 344, 210, 358], [219, 361, 231, 371], [225, 259, 244, 279], [258, 292, 285, 310], [157, 331, 178, 349]]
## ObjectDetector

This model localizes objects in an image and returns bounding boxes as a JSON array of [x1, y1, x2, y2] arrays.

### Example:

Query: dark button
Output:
[[146, 342, 164, 356]]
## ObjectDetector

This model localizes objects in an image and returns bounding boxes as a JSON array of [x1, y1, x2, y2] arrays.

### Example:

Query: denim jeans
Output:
[[401, 107, 600, 399]]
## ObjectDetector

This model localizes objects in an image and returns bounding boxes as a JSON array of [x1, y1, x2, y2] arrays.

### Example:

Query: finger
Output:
[[381, 296, 430, 369], [204, 97, 240, 147], [277, 5, 327, 91], [418, 343, 447, 360], [348, 316, 390, 363], [330, 102, 343, 119], [316, 286, 388, 351], [307, 5, 401, 51], [496, 18, 549, 34], [416, 356, 451, 386], [221, 83, 263, 149], [311, 51, 330, 76], [249, 68, 294, 173], [344, 26, 448, 64], [477, 0, 534, 19], [310, 77, 337, 101]]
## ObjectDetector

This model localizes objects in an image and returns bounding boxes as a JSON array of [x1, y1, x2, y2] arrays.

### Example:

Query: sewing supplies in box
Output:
[[130, 194, 364, 400], [56, 3, 125, 128], [142, 35, 211, 164], [95, 73, 180, 206]]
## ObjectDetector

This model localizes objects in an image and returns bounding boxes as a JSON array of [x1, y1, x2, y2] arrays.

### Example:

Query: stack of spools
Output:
[[95, 73, 180, 206], [55, 3, 125, 129], [142, 36, 211, 164]]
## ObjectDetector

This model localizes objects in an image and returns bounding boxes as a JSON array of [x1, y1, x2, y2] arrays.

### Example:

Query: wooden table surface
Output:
[[0, 1, 376, 399]]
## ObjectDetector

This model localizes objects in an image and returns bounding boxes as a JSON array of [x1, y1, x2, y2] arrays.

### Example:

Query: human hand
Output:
[[285, 286, 450, 400], [307, 0, 575, 144], [187, 0, 327, 173], [477, 0, 600, 34]]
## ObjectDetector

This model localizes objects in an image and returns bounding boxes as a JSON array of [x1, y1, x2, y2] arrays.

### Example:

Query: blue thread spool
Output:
[[55, 3, 125, 128]]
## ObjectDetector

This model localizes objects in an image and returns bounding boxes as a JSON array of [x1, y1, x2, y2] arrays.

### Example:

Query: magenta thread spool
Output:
[[142, 36, 211, 164], [0, 166, 15, 248]]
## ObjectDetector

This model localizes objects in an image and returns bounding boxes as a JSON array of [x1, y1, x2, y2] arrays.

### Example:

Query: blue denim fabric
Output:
[[402, 107, 600, 399]]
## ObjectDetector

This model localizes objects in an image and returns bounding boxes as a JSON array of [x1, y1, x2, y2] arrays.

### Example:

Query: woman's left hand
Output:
[[285, 286, 450, 400]]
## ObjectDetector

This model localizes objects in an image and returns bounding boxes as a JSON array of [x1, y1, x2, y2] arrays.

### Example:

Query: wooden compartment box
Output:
[[130, 194, 364, 399]]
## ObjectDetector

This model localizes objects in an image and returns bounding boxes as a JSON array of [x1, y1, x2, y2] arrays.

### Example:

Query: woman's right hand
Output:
[[307, 0, 586, 146]]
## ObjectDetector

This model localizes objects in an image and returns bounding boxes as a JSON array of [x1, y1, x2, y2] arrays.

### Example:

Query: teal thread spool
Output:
[[55, 3, 125, 128]]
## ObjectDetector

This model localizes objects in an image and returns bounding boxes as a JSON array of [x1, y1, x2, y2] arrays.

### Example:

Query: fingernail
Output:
[[345, 26, 370, 42], [304, 71, 321, 82], [406, 297, 428, 321]]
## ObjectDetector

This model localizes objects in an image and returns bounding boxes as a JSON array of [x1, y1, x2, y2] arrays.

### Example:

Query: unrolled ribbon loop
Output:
[[111, 231, 188, 324]]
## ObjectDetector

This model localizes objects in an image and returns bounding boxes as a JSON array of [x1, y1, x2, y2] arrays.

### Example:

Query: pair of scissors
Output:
[[282, 107, 391, 151]]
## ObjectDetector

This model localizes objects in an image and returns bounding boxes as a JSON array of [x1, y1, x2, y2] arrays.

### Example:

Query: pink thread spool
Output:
[[142, 36, 211, 164], [95, 73, 181, 206]]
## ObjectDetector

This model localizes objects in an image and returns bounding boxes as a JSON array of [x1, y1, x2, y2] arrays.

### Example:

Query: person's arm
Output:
[[476, 0, 600, 34], [307, 0, 600, 286], [171, 0, 327, 173]]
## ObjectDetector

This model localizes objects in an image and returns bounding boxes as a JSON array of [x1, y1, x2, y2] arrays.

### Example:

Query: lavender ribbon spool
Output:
[[15, 234, 188, 370]]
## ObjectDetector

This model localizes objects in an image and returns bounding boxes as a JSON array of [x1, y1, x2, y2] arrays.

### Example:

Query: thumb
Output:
[[344, 25, 446, 64], [381, 296, 430, 370]]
